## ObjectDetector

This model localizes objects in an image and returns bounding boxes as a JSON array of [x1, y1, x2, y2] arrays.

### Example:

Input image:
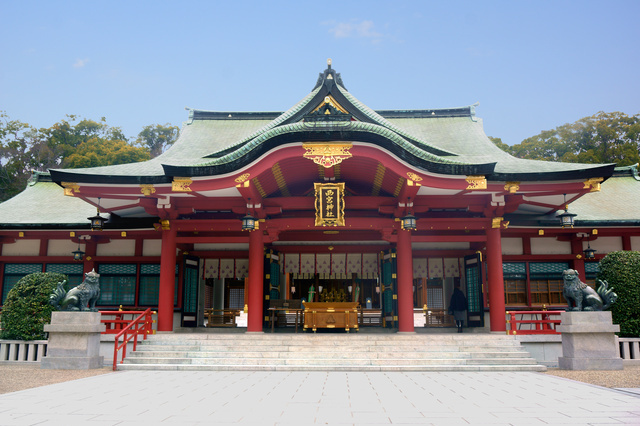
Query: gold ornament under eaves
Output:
[[303, 143, 353, 168], [466, 175, 487, 190], [583, 177, 603, 192], [172, 177, 192, 192]]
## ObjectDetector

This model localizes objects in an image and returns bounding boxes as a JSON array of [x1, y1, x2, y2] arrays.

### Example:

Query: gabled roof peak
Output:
[[313, 58, 347, 91]]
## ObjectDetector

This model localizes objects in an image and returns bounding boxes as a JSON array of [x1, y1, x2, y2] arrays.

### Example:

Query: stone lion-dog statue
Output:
[[562, 269, 617, 311], [49, 269, 101, 312]]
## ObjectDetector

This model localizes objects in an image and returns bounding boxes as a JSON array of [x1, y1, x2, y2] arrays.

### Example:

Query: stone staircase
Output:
[[118, 332, 546, 372]]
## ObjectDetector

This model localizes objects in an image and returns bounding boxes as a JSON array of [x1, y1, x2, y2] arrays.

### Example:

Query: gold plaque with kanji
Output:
[[314, 182, 345, 227]]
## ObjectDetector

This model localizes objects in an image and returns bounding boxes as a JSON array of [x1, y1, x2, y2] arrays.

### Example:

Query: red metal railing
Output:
[[100, 309, 155, 370], [506, 310, 562, 335]]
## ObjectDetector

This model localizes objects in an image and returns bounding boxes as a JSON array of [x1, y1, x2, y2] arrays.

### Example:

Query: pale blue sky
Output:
[[1, 1, 639, 146]]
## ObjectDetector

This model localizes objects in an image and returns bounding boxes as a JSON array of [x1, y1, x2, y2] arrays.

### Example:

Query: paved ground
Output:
[[0, 371, 639, 426]]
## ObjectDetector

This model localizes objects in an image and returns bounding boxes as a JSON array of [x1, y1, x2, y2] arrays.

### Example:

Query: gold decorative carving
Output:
[[314, 182, 345, 227], [172, 177, 192, 192], [61, 182, 80, 196], [492, 217, 504, 229], [504, 182, 520, 193], [234, 173, 251, 183], [140, 184, 156, 196], [160, 219, 170, 230], [406, 172, 423, 182], [466, 175, 487, 190], [303, 143, 353, 168], [311, 95, 349, 115], [583, 177, 603, 192]]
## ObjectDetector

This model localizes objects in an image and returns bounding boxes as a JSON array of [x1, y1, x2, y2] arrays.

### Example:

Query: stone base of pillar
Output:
[[41, 312, 105, 370], [557, 311, 623, 371]]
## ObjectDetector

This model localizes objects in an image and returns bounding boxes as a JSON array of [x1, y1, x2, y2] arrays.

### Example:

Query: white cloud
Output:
[[73, 58, 90, 68], [327, 20, 383, 40]]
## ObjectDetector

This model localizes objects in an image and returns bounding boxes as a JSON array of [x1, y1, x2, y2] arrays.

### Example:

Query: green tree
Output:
[[509, 112, 640, 166], [597, 251, 640, 337], [65, 137, 149, 168], [0, 113, 158, 201], [137, 123, 179, 158], [0, 272, 67, 340], [489, 136, 512, 154]]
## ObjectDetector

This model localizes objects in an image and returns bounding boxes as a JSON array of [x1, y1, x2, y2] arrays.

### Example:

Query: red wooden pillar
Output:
[[397, 228, 415, 333], [571, 238, 586, 279], [157, 224, 177, 332], [247, 228, 264, 332], [486, 226, 506, 332], [83, 239, 97, 274]]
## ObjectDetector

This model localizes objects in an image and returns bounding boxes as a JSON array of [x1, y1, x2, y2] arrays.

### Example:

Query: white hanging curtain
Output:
[[428, 258, 444, 279], [413, 258, 427, 279], [204, 258, 220, 279], [346, 253, 362, 277], [220, 259, 235, 279], [300, 253, 315, 274], [285, 253, 300, 274], [444, 258, 460, 278], [235, 259, 249, 279]]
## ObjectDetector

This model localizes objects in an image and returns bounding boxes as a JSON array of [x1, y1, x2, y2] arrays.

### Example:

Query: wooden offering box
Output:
[[303, 302, 359, 332]]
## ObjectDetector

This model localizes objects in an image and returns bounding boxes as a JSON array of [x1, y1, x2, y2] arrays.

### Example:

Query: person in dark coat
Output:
[[448, 282, 467, 333]]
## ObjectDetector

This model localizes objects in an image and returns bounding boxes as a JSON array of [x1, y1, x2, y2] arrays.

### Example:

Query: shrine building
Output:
[[1, 61, 638, 334]]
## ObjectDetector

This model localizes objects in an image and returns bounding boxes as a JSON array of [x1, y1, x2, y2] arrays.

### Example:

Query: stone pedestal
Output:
[[558, 311, 623, 370], [41, 312, 105, 369]]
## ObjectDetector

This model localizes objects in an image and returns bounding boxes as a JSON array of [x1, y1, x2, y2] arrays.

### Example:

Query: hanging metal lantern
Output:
[[583, 241, 596, 259], [88, 198, 107, 231], [558, 194, 577, 228], [241, 214, 256, 231], [72, 245, 85, 261], [401, 212, 417, 230]]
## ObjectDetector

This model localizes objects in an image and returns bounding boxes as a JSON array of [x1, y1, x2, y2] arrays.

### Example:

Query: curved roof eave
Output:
[[161, 121, 497, 178]]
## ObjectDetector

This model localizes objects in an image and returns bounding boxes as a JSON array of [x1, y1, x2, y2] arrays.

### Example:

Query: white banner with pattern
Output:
[[316, 254, 331, 274], [220, 259, 235, 279], [204, 259, 220, 279], [300, 254, 315, 274], [444, 258, 460, 278], [235, 259, 249, 279], [346, 253, 362, 276], [428, 258, 444, 279], [413, 258, 427, 279], [284, 253, 300, 274]]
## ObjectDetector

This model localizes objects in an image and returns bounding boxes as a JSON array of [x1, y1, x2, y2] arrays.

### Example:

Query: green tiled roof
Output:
[[570, 166, 640, 222], [194, 121, 469, 168], [0, 173, 96, 226], [49, 65, 615, 184]]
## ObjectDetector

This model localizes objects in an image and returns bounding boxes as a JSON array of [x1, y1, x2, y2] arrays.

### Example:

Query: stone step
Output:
[[123, 356, 539, 366], [134, 343, 525, 353], [127, 350, 530, 359], [117, 363, 546, 372], [120, 333, 544, 372]]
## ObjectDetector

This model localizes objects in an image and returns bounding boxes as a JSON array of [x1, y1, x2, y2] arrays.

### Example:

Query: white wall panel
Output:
[[2, 239, 40, 256], [586, 237, 623, 254], [142, 240, 162, 256], [96, 240, 135, 256], [631, 237, 640, 251], [501, 238, 523, 255], [530, 238, 571, 255], [47, 239, 78, 256]]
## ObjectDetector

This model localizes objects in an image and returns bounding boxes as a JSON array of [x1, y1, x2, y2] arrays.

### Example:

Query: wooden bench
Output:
[[424, 308, 455, 327], [205, 308, 240, 327], [359, 308, 382, 326], [268, 299, 303, 332]]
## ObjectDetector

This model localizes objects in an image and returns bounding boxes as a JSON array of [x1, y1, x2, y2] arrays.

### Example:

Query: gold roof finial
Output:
[[327, 58, 332, 68]]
